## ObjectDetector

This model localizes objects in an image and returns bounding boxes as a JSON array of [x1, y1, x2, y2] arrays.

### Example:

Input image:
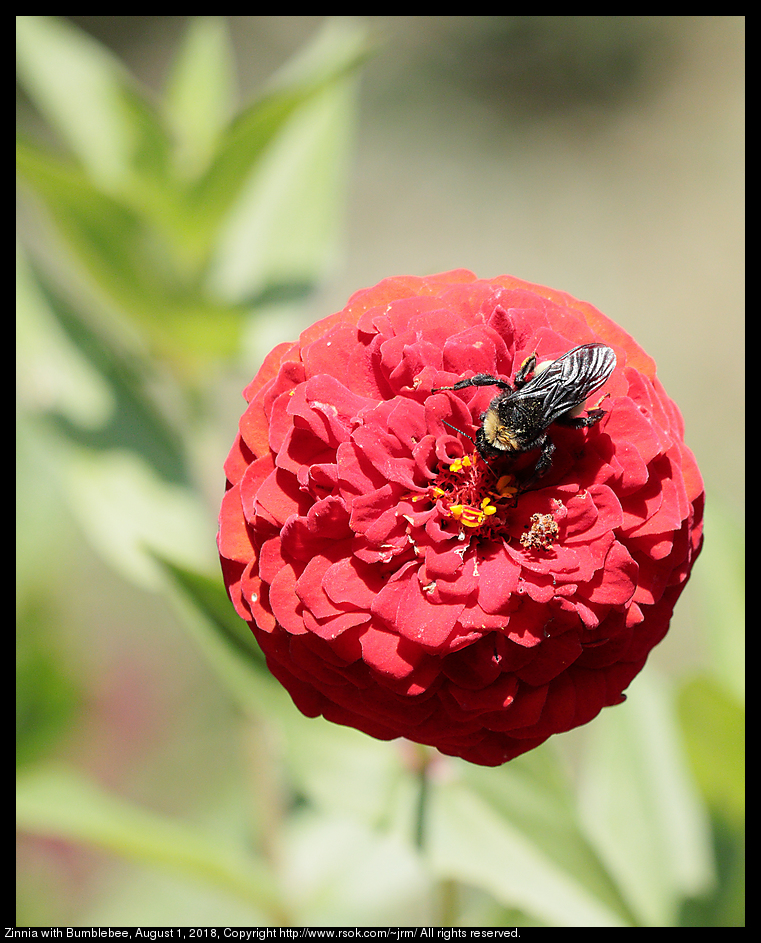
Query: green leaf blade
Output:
[[17, 16, 172, 196], [578, 673, 715, 926], [17, 766, 283, 917], [164, 17, 237, 181], [187, 19, 370, 244], [428, 765, 632, 927]]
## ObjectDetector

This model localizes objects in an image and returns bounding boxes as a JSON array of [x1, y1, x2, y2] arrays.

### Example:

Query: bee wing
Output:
[[510, 344, 616, 420]]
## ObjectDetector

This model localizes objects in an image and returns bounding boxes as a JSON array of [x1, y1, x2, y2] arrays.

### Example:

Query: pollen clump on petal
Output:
[[218, 270, 704, 766], [520, 513, 560, 551]]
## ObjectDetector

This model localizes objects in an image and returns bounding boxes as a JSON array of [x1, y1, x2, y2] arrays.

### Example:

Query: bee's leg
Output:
[[556, 409, 607, 429], [556, 393, 610, 428], [513, 353, 538, 388], [433, 373, 512, 393], [533, 436, 555, 477], [518, 435, 554, 492]]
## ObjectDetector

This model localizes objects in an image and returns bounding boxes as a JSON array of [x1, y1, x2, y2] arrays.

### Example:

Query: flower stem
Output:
[[414, 756, 429, 851]]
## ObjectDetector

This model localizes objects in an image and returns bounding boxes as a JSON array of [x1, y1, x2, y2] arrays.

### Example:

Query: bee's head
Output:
[[481, 406, 521, 452]]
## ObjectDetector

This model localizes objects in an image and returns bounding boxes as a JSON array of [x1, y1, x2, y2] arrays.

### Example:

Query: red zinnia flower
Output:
[[218, 270, 704, 766]]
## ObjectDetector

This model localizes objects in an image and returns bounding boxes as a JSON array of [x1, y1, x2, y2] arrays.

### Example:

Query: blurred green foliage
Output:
[[17, 15, 366, 373], [16, 16, 743, 928]]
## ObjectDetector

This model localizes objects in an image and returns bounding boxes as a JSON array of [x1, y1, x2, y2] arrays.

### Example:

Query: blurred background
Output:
[[17, 16, 743, 927]]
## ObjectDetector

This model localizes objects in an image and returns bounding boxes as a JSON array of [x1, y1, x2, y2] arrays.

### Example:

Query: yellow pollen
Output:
[[448, 455, 474, 473], [433, 450, 517, 532], [494, 475, 518, 497], [449, 503, 490, 527]]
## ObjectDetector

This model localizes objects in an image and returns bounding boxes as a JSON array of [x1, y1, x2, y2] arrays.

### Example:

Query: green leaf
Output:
[[164, 17, 237, 181], [17, 141, 246, 366], [16, 243, 115, 431], [155, 557, 409, 825], [692, 500, 745, 704], [17, 252, 215, 586], [16, 16, 172, 198], [16, 603, 82, 769], [16, 140, 157, 297], [281, 811, 434, 926], [16, 766, 284, 918], [427, 747, 634, 927], [153, 555, 291, 720], [677, 676, 745, 831], [17, 18, 372, 372], [187, 19, 371, 248], [157, 557, 269, 668], [18, 251, 191, 484], [577, 672, 715, 926], [206, 74, 357, 304], [54, 444, 215, 588]]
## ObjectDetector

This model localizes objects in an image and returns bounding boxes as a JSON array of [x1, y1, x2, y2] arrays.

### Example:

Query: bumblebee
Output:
[[433, 343, 616, 487]]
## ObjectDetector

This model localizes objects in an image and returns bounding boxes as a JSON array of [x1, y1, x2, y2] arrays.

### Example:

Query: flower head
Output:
[[218, 270, 704, 766]]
